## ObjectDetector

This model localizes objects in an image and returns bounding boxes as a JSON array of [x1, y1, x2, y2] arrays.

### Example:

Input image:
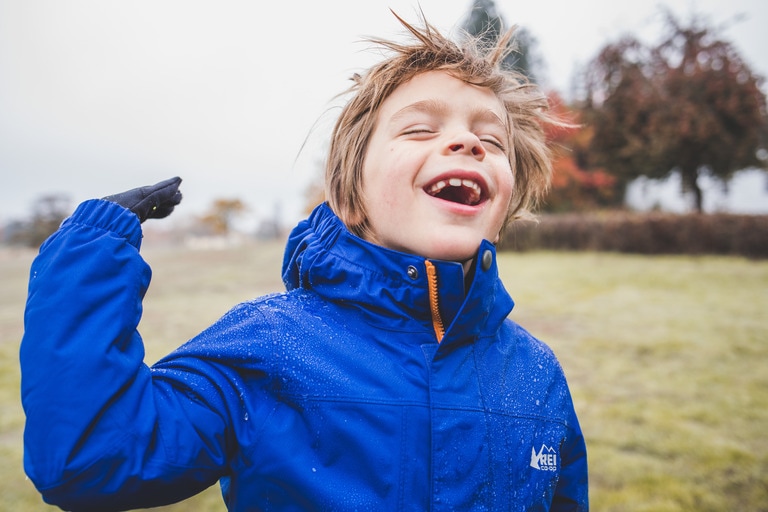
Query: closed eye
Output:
[[402, 126, 435, 135], [481, 137, 506, 152], [400, 127, 437, 141]]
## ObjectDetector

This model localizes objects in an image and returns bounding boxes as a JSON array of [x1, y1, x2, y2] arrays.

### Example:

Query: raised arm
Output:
[[20, 179, 231, 510]]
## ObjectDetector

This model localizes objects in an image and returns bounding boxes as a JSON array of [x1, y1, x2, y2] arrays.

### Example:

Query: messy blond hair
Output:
[[326, 11, 555, 239]]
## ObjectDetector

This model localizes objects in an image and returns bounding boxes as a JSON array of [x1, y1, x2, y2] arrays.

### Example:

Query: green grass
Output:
[[1, 244, 766, 511], [501, 252, 768, 511]]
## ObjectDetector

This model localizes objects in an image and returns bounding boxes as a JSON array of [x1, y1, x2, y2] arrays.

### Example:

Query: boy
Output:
[[21, 13, 588, 511]]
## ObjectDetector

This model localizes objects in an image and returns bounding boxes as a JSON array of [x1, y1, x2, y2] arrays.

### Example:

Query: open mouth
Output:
[[425, 177, 486, 206]]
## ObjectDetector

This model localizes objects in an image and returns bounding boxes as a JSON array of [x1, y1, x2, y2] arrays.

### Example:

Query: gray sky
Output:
[[1, 0, 766, 229]]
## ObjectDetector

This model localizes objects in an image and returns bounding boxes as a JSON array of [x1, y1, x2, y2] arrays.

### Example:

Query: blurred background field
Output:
[[2, 241, 766, 511]]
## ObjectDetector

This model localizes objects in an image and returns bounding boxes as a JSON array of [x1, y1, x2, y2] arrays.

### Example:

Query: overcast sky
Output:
[[1, 0, 766, 229]]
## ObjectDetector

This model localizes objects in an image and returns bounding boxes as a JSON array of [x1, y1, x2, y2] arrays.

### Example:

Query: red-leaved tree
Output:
[[543, 92, 618, 212], [581, 10, 768, 211]]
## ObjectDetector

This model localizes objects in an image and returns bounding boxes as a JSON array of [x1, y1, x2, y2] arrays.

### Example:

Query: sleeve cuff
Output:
[[62, 199, 143, 249]]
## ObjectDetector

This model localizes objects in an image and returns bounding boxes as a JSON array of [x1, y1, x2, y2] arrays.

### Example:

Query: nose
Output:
[[446, 133, 486, 159]]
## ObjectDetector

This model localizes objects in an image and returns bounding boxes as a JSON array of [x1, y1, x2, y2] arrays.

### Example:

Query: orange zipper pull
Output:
[[424, 260, 445, 343]]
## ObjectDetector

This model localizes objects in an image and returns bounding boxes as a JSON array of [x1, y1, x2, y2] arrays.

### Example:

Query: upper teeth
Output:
[[428, 178, 482, 196]]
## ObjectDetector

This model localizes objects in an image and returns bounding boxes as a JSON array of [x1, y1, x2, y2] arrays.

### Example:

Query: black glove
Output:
[[103, 177, 183, 223]]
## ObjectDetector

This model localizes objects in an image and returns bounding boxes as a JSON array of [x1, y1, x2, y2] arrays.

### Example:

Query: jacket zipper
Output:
[[424, 260, 445, 343]]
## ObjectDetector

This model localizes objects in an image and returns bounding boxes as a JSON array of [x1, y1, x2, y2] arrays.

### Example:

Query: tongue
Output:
[[435, 185, 480, 206]]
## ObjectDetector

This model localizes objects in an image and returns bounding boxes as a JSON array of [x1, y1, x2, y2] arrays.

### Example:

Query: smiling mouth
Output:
[[425, 178, 486, 206]]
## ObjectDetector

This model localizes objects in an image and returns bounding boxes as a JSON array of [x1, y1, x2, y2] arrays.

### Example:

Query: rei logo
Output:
[[530, 444, 558, 472]]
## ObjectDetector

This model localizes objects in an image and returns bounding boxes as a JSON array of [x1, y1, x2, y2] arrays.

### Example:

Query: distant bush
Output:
[[501, 212, 768, 258]]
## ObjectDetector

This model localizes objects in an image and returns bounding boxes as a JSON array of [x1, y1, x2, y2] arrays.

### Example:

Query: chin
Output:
[[420, 240, 482, 264]]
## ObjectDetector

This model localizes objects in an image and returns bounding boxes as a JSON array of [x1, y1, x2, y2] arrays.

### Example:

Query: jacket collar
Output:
[[282, 203, 514, 346]]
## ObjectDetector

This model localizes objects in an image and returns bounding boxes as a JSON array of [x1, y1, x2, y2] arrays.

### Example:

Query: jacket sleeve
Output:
[[20, 200, 232, 511], [552, 404, 589, 511]]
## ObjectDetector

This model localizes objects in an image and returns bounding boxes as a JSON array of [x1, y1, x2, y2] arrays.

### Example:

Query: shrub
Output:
[[501, 212, 768, 258]]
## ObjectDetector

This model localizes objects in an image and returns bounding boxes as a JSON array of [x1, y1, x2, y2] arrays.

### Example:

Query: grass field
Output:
[[1, 242, 766, 511]]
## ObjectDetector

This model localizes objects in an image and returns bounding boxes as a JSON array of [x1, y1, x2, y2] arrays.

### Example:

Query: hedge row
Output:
[[500, 212, 768, 258]]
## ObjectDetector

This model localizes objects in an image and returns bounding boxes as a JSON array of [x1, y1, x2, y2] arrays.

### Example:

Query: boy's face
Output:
[[361, 71, 513, 265]]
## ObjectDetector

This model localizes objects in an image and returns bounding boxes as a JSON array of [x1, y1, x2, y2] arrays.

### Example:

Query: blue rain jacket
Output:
[[21, 200, 588, 511]]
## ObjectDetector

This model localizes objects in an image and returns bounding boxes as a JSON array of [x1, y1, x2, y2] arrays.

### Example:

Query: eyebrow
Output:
[[390, 99, 508, 131]]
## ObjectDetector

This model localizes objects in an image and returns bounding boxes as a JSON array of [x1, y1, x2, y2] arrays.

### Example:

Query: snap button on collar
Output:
[[481, 249, 493, 271], [406, 265, 419, 280]]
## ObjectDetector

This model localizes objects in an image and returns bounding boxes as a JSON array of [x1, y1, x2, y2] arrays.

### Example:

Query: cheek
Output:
[[362, 166, 400, 222], [499, 168, 515, 203], [366, 151, 411, 195], [491, 170, 514, 236]]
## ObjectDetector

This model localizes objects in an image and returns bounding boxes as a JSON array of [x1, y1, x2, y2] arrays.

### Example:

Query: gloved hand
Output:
[[103, 177, 183, 223]]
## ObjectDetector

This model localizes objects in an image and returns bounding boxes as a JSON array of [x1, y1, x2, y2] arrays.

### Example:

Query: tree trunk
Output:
[[692, 183, 703, 213], [681, 167, 704, 213]]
